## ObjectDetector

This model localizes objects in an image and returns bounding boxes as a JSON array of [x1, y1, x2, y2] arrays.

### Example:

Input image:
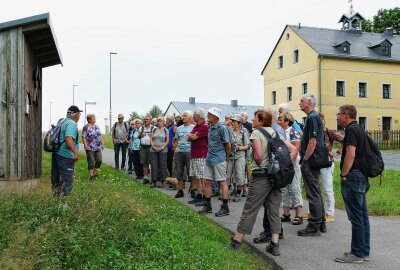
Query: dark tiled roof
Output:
[[166, 101, 264, 121], [288, 25, 400, 62]]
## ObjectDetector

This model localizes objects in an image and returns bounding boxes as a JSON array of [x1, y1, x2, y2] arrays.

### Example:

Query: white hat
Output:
[[207, 107, 222, 119]]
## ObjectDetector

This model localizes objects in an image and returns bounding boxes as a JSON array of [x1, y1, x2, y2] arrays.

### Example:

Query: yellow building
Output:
[[261, 13, 400, 131]]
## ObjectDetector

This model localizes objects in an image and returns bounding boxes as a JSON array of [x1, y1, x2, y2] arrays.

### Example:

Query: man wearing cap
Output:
[[199, 107, 231, 217], [51, 105, 82, 196], [112, 114, 129, 170]]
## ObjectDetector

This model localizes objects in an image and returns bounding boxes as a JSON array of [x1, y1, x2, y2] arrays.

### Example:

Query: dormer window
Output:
[[368, 39, 392, 57], [382, 46, 390, 56], [333, 41, 351, 54]]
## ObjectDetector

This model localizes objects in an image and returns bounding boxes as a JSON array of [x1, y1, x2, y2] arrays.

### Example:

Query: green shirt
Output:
[[57, 118, 79, 159]]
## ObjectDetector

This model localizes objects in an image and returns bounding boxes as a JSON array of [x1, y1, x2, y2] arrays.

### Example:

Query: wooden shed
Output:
[[0, 13, 62, 182]]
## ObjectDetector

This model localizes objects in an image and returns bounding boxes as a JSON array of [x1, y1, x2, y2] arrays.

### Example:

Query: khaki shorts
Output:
[[204, 161, 227, 182], [140, 146, 151, 164]]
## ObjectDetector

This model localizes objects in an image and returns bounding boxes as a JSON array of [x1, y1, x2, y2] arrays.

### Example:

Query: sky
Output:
[[1, 0, 399, 131]]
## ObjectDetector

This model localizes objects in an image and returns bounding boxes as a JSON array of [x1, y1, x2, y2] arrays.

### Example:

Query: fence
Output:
[[367, 130, 400, 150]]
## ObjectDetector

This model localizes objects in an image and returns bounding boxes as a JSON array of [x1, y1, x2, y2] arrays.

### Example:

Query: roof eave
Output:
[[319, 53, 400, 64]]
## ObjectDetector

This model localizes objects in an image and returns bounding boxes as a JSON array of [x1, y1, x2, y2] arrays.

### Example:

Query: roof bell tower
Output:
[[338, 0, 365, 31]]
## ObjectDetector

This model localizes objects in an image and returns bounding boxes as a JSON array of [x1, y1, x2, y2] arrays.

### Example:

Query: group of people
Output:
[[50, 93, 371, 264]]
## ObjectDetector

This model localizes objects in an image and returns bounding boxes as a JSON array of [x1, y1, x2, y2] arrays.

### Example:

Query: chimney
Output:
[[231, 100, 238, 108], [189, 97, 195, 104], [384, 27, 394, 37], [298, 23, 301, 28]]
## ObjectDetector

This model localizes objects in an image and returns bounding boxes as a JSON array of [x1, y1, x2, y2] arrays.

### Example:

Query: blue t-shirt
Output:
[[57, 118, 79, 159], [129, 129, 141, 150], [206, 122, 230, 166], [175, 124, 194, 153]]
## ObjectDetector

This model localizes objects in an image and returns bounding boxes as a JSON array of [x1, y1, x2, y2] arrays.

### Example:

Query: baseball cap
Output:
[[67, 105, 83, 113], [207, 107, 222, 119]]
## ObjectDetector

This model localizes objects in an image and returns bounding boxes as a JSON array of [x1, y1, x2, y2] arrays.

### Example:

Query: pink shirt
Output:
[[190, 121, 209, 158]]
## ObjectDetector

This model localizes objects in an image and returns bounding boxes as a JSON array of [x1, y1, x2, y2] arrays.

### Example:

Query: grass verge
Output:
[[102, 134, 113, 149], [332, 162, 400, 216], [0, 152, 270, 270]]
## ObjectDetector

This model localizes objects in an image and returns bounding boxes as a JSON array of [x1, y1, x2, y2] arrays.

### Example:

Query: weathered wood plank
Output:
[[0, 33, 6, 180]]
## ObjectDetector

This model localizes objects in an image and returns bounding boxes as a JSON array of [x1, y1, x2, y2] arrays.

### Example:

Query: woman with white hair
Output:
[[227, 114, 250, 202], [82, 113, 104, 180], [150, 116, 169, 187]]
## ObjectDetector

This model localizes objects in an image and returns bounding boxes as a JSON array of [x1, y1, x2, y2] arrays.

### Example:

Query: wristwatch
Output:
[[340, 173, 347, 180]]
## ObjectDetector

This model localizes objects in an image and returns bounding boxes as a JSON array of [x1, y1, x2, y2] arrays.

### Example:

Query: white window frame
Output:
[[335, 80, 346, 97], [358, 81, 368, 98]]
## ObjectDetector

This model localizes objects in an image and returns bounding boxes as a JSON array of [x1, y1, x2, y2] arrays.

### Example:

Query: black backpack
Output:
[[257, 128, 295, 188], [361, 131, 384, 182]]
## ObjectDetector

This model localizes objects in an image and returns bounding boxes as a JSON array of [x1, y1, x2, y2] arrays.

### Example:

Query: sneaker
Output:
[[233, 193, 241, 202], [195, 199, 206, 207], [266, 241, 280, 256], [142, 178, 150, 185], [215, 205, 230, 217], [303, 212, 311, 219], [253, 232, 271, 243], [241, 190, 248, 198], [319, 222, 327, 233], [325, 214, 335, 223], [198, 204, 212, 214], [297, 223, 321, 237], [229, 237, 242, 251], [343, 252, 369, 262], [174, 190, 184, 198], [335, 253, 363, 264]]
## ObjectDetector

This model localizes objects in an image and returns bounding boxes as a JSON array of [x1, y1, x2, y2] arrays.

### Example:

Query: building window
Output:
[[336, 81, 345, 97], [302, 83, 308, 94], [383, 84, 391, 99], [272, 91, 276, 105], [382, 46, 390, 56], [293, 50, 299, 63], [359, 117, 367, 130], [359, 82, 367, 98], [343, 46, 349, 53], [287, 87, 292, 101], [278, 56, 283, 69]]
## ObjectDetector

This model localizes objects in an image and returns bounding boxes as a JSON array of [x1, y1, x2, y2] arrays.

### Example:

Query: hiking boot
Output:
[[195, 199, 206, 207], [233, 193, 241, 202], [229, 237, 242, 251], [253, 232, 271, 243], [174, 190, 184, 198], [188, 198, 199, 204], [190, 189, 197, 199], [241, 190, 248, 198], [343, 252, 369, 262], [266, 241, 280, 256], [319, 222, 327, 233], [335, 253, 364, 264], [215, 205, 230, 217], [142, 178, 150, 185], [198, 204, 212, 214], [297, 223, 321, 237]]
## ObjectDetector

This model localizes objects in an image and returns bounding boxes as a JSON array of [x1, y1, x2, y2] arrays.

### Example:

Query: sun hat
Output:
[[207, 107, 222, 119]]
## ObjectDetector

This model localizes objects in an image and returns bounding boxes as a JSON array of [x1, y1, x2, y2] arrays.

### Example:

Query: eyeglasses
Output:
[[158, 120, 163, 122]]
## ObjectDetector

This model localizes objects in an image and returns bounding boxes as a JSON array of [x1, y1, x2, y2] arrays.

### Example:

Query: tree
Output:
[[128, 111, 143, 123], [363, 7, 400, 34], [148, 105, 163, 118]]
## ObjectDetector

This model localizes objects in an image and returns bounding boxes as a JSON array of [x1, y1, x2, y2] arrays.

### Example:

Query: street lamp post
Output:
[[84, 101, 97, 124], [49, 101, 54, 129], [109, 52, 118, 134], [73, 84, 78, 105]]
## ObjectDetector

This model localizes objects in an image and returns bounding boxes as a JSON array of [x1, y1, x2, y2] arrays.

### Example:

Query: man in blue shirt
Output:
[[51, 105, 82, 196], [199, 107, 231, 217]]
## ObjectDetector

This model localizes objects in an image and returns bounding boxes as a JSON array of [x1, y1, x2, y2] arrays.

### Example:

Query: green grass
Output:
[[102, 134, 113, 149], [332, 162, 400, 216], [0, 153, 270, 270]]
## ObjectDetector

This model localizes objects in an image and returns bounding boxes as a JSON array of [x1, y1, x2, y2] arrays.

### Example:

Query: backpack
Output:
[[113, 122, 129, 136], [361, 131, 384, 182], [44, 118, 78, 152], [257, 128, 295, 188]]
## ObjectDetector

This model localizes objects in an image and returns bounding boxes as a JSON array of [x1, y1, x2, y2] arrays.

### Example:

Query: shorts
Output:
[[175, 152, 190, 181], [140, 146, 151, 164], [227, 157, 246, 185], [204, 161, 227, 182], [190, 158, 206, 179]]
